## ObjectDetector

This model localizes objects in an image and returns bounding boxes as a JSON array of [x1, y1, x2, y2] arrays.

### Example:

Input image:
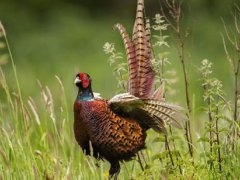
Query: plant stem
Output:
[[233, 59, 240, 122], [203, 84, 213, 169], [169, 126, 182, 174], [140, 151, 147, 165], [215, 99, 222, 172], [165, 135, 174, 168], [165, 0, 194, 159], [137, 152, 144, 171], [178, 31, 194, 161], [232, 59, 240, 150]]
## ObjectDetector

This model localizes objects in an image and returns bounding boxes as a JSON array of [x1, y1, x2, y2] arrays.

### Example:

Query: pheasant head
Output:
[[75, 73, 94, 101]]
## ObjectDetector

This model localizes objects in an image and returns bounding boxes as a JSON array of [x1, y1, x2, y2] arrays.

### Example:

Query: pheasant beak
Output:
[[74, 77, 81, 85]]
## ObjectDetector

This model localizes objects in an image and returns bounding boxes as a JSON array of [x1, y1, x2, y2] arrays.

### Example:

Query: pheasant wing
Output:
[[108, 93, 144, 114], [108, 94, 186, 134]]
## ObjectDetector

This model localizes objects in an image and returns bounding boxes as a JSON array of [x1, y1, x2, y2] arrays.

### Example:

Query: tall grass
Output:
[[0, 22, 107, 179], [0, 1, 240, 180]]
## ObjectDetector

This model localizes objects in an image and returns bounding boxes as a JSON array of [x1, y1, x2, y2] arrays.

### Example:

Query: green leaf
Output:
[[152, 151, 168, 160], [152, 136, 165, 143], [197, 137, 209, 142], [219, 128, 229, 133], [168, 135, 181, 141]]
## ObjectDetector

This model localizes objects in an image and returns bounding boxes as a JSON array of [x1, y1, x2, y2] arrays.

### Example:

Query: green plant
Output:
[[103, 42, 127, 93], [199, 59, 224, 172]]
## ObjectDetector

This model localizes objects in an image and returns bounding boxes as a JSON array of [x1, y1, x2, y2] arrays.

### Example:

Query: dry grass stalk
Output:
[[161, 0, 194, 160], [222, 10, 240, 150], [37, 80, 56, 123], [28, 97, 40, 125]]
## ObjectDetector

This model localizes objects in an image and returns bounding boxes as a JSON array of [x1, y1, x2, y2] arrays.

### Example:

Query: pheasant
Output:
[[73, 0, 185, 179]]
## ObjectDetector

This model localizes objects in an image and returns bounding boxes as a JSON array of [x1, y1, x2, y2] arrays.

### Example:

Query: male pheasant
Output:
[[74, 0, 185, 179]]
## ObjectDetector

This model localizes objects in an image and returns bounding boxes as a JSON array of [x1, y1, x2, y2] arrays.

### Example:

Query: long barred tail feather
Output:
[[152, 83, 165, 100], [114, 24, 138, 94], [115, 0, 155, 98], [132, 0, 154, 98], [145, 18, 151, 42]]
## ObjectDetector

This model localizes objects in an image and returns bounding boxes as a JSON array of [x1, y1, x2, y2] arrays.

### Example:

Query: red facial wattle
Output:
[[79, 73, 90, 88]]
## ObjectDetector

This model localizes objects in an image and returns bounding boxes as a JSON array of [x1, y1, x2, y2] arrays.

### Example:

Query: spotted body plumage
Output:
[[74, 99, 146, 161]]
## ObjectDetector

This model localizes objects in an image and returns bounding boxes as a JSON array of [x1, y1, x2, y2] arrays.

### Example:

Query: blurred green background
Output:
[[0, 0, 238, 108]]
